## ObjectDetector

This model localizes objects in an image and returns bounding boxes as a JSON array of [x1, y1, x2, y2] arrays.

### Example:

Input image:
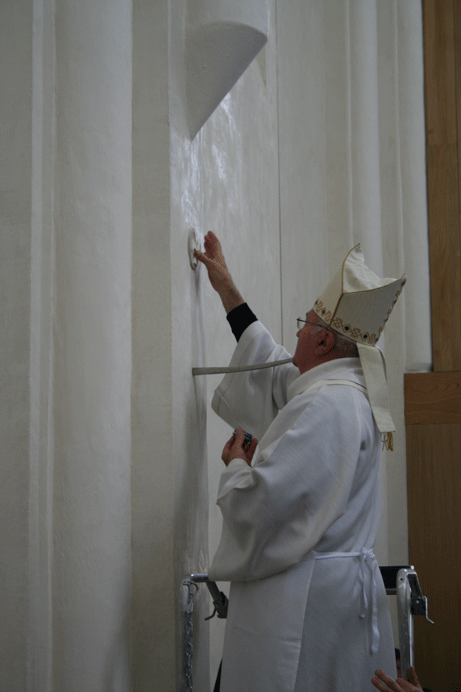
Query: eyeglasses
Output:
[[297, 318, 356, 345], [296, 317, 328, 331]]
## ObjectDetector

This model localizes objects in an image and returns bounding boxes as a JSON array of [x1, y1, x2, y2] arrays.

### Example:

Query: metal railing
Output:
[[380, 566, 434, 677]]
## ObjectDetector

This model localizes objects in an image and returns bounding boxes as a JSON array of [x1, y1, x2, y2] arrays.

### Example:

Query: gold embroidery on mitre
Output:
[[313, 299, 332, 323], [330, 315, 377, 344]]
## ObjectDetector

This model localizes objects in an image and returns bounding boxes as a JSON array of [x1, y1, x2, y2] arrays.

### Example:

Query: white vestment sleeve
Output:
[[212, 321, 299, 440], [209, 386, 368, 582]]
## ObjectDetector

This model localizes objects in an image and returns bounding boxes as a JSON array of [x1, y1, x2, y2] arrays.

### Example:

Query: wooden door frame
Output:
[[404, 1, 461, 688]]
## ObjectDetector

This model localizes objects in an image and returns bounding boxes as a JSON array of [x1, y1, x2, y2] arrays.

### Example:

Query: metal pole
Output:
[[396, 568, 415, 678]]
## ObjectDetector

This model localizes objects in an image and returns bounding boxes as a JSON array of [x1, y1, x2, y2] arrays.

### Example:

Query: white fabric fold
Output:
[[221, 554, 316, 692], [314, 549, 380, 654]]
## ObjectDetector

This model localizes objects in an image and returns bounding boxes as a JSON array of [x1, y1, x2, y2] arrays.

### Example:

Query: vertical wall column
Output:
[[347, 0, 382, 260], [394, 1, 431, 373], [131, 1, 177, 689], [53, 1, 132, 689], [0, 2, 33, 688], [29, 0, 55, 687]]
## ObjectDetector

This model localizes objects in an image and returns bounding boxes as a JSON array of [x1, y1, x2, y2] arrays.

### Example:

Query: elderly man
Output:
[[196, 232, 405, 692]]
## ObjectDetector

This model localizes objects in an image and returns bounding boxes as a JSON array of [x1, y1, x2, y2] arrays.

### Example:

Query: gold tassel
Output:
[[381, 432, 394, 452]]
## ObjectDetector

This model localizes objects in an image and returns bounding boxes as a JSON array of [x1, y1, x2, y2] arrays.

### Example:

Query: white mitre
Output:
[[313, 244, 406, 450]]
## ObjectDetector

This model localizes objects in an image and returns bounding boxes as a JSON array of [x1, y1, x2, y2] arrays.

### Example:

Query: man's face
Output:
[[293, 309, 322, 373]]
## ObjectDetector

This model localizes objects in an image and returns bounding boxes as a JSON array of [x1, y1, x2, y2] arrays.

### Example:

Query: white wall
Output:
[[131, 1, 178, 689], [0, 1, 430, 690], [1, 0, 133, 689], [52, 1, 133, 689], [29, 0, 55, 686], [0, 1, 33, 687]]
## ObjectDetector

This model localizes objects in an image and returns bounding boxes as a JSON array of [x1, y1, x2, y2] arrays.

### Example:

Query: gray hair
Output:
[[314, 315, 359, 359]]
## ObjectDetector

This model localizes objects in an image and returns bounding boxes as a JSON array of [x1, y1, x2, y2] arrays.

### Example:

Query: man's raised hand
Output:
[[194, 231, 231, 291], [194, 231, 245, 313]]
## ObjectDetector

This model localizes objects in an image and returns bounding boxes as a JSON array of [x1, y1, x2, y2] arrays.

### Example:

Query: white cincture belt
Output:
[[314, 548, 380, 654]]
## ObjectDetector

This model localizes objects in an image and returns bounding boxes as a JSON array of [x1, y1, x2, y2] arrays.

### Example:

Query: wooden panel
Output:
[[423, 0, 457, 146], [426, 143, 461, 372], [405, 371, 461, 425], [407, 424, 461, 690], [423, 0, 461, 371], [406, 6, 461, 691]]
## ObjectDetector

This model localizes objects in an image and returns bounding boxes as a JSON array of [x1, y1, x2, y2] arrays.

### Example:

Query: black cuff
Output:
[[226, 303, 258, 341]]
